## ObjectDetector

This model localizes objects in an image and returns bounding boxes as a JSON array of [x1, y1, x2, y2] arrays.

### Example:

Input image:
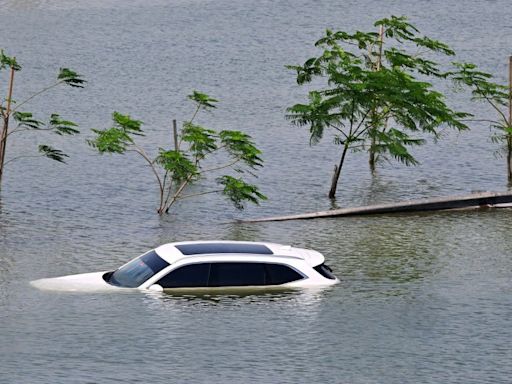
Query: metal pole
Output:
[[172, 119, 179, 151]]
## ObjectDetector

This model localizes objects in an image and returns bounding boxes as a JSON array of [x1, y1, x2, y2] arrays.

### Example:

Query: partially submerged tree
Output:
[[0, 50, 85, 186], [287, 16, 470, 199], [88, 91, 267, 215], [450, 59, 512, 183]]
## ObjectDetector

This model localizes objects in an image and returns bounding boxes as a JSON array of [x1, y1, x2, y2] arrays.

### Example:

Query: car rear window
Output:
[[313, 263, 336, 280], [264, 263, 304, 285], [105, 250, 169, 288]]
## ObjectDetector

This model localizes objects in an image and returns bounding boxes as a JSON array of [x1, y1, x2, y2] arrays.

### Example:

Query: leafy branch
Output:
[[88, 92, 266, 215], [0, 49, 84, 186], [287, 15, 470, 198], [450, 60, 512, 182]]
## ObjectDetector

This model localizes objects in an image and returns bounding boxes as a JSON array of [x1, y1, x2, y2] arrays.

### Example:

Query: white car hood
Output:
[[30, 271, 121, 292]]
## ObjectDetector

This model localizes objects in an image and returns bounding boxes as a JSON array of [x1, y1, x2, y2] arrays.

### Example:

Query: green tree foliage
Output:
[[88, 91, 266, 215], [450, 61, 512, 183], [287, 16, 470, 198], [0, 50, 84, 185]]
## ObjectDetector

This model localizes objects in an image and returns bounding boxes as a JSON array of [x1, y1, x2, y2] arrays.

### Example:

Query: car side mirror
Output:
[[148, 284, 163, 292]]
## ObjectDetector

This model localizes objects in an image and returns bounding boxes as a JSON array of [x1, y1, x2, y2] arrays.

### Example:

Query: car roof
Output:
[[154, 241, 324, 266]]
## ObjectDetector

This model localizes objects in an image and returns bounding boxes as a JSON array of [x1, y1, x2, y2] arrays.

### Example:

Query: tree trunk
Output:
[[0, 65, 16, 187], [369, 136, 376, 174], [0, 117, 8, 186], [508, 136, 512, 185], [328, 144, 349, 199], [328, 164, 340, 199], [508, 56, 512, 185]]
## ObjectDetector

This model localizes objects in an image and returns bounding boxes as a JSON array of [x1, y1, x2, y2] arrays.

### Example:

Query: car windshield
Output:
[[106, 250, 169, 288]]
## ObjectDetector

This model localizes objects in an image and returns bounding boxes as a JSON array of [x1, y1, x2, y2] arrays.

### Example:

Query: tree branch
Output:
[[352, 109, 372, 140], [459, 118, 502, 125], [176, 189, 223, 200], [199, 156, 241, 174], [163, 173, 195, 212], [326, 122, 348, 138], [11, 81, 65, 113], [475, 84, 509, 124], [3, 154, 43, 166], [7, 126, 56, 137], [190, 104, 201, 124], [127, 145, 164, 196]]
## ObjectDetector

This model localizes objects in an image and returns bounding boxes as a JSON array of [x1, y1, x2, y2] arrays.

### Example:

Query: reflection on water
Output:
[[142, 286, 330, 331], [153, 286, 330, 306], [222, 223, 267, 243], [351, 213, 443, 283]]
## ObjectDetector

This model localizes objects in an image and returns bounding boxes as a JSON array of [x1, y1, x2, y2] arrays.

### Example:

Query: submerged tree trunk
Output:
[[328, 144, 349, 199], [0, 65, 16, 187], [369, 136, 377, 174], [0, 117, 8, 186], [508, 136, 512, 185]]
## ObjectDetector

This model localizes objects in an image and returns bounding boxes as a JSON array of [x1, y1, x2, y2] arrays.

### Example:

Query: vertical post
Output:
[[369, 26, 385, 173], [509, 56, 512, 126], [376, 25, 384, 71], [0, 63, 16, 186], [508, 56, 512, 183], [172, 119, 179, 152]]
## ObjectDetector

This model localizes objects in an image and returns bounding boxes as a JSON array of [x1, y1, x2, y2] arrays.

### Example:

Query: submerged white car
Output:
[[31, 241, 339, 292]]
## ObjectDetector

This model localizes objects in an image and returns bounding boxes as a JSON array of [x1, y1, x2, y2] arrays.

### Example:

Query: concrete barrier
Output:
[[244, 191, 512, 223]]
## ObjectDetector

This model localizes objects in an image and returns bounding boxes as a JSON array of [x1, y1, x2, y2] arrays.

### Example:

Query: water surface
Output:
[[1, 0, 512, 383]]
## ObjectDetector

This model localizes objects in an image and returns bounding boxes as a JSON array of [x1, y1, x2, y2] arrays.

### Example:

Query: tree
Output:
[[88, 91, 267, 215], [0, 50, 85, 186], [450, 60, 512, 183], [287, 16, 470, 199]]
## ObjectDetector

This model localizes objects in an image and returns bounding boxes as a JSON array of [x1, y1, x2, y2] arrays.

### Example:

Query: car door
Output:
[[156, 263, 210, 288]]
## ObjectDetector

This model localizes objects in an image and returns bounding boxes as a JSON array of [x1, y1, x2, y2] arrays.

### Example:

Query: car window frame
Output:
[[154, 260, 306, 289]]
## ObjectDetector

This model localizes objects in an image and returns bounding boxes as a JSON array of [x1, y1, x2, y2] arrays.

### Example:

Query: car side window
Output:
[[208, 262, 266, 287], [264, 263, 304, 285], [156, 263, 210, 288], [156, 262, 304, 289]]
